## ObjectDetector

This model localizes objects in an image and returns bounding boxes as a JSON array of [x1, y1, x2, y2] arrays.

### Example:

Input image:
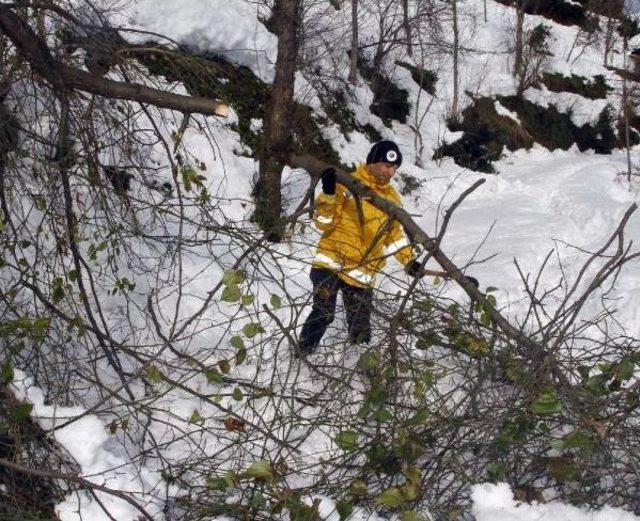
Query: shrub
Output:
[[540, 73, 611, 100], [357, 54, 410, 127], [494, 0, 587, 27], [395, 61, 438, 96]]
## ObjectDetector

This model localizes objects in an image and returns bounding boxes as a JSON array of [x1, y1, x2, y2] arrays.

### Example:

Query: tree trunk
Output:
[[451, 0, 460, 121], [254, 0, 300, 241], [348, 0, 359, 83], [623, 35, 633, 182], [514, 1, 525, 78], [604, 16, 616, 67], [403, 0, 412, 57]]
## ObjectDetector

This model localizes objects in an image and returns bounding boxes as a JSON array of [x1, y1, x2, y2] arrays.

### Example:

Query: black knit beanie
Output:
[[366, 140, 402, 167]]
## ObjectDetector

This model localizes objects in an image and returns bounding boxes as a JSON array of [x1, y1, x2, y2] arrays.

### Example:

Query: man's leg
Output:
[[342, 282, 373, 344], [298, 268, 339, 354]]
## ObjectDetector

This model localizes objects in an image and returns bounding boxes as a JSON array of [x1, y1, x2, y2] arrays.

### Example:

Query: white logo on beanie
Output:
[[386, 150, 398, 163]]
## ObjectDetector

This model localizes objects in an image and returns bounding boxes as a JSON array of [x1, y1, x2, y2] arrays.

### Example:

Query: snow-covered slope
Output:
[[6, 1, 640, 520]]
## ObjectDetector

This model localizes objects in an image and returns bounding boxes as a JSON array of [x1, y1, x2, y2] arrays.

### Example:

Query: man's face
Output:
[[368, 162, 398, 185]]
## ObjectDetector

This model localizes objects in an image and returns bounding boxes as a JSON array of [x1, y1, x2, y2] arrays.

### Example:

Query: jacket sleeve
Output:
[[384, 219, 414, 267], [313, 187, 343, 232], [383, 189, 414, 266]]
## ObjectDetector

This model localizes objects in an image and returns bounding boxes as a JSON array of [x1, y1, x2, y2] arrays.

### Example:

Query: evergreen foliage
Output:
[[493, 0, 587, 27], [540, 73, 611, 100], [356, 54, 411, 127], [139, 47, 342, 166], [395, 61, 438, 96], [437, 96, 623, 171]]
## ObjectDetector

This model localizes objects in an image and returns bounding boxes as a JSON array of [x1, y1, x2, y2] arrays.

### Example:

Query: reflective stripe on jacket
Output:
[[311, 163, 414, 288]]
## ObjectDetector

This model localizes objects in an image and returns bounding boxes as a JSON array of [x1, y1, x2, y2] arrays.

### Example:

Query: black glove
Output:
[[321, 167, 336, 195], [464, 276, 479, 288], [405, 260, 423, 278]]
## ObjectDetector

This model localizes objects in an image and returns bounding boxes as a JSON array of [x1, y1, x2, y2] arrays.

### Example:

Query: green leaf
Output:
[[243, 460, 273, 480], [376, 487, 405, 507], [206, 368, 224, 384], [270, 294, 282, 309], [189, 409, 203, 424], [230, 336, 245, 350], [407, 408, 429, 426], [615, 357, 635, 382], [413, 298, 433, 312], [146, 364, 164, 384], [241, 294, 255, 306], [374, 409, 393, 422], [10, 403, 33, 422], [335, 430, 359, 452], [480, 312, 491, 327], [350, 480, 368, 497], [181, 166, 198, 192], [223, 269, 246, 286], [547, 458, 582, 483], [562, 430, 596, 454], [242, 322, 265, 338], [530, 387, 561, 415], [336, 500, 354, 520], [232, 387, 243, 401], [221, 284, 242, 303], [402, 511, 427, 521], [251, 491, 266, 508], [52, 277, 65, 303], [365, 384, 386, 409], [218, 359, 231, 374], [357, 352, 379, 370], [486, 286, 499, 292], [487, 462, 506, 481], [206, 476, 232, 491], [235, 347, 247, 365], [1, 360, 14, 384]]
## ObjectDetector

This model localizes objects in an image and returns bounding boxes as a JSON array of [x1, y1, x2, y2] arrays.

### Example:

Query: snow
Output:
[[6, 1, 640, 520], [11, 370, 165, 520], [495, 101, 522, 124], [120, 0, 278, 82], [472, 483, 640, 521]]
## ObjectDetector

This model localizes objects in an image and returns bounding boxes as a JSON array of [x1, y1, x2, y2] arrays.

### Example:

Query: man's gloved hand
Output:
[[463, 276, 479, 288], [405, 260, 423, 278], [321, 167, 336, 195]]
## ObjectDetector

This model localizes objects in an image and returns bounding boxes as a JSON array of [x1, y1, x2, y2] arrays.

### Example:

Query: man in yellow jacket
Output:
[[298, 140, 425, 355]]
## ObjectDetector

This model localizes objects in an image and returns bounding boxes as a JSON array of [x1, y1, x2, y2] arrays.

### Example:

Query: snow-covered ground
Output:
[[7, 1, 640, 520]]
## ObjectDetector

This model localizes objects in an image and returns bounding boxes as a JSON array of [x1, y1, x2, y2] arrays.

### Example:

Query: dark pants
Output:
[[298, 267, 373, 354]]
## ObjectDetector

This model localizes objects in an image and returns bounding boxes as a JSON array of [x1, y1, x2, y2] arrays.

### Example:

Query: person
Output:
[[297, 140, 428, 356]]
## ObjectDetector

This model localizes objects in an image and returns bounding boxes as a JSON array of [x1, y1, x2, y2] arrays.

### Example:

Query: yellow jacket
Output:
[[312, 163, 414, 287]]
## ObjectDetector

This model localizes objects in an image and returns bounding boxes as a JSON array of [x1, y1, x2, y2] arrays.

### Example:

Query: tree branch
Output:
[[289, 153, 540, 352], [0, 5, 228, 117], [0, 458, 154, 521]]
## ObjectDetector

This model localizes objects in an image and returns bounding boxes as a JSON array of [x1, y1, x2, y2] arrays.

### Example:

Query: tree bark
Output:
[[403, 0, 413, 57], [514, 1, 525, 78], [254, 0, 300, 241], [603, 16, 616, 67], [451, 0, 460, 121], [348, 0, 359, 83], [622, 35, 632, 182]]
